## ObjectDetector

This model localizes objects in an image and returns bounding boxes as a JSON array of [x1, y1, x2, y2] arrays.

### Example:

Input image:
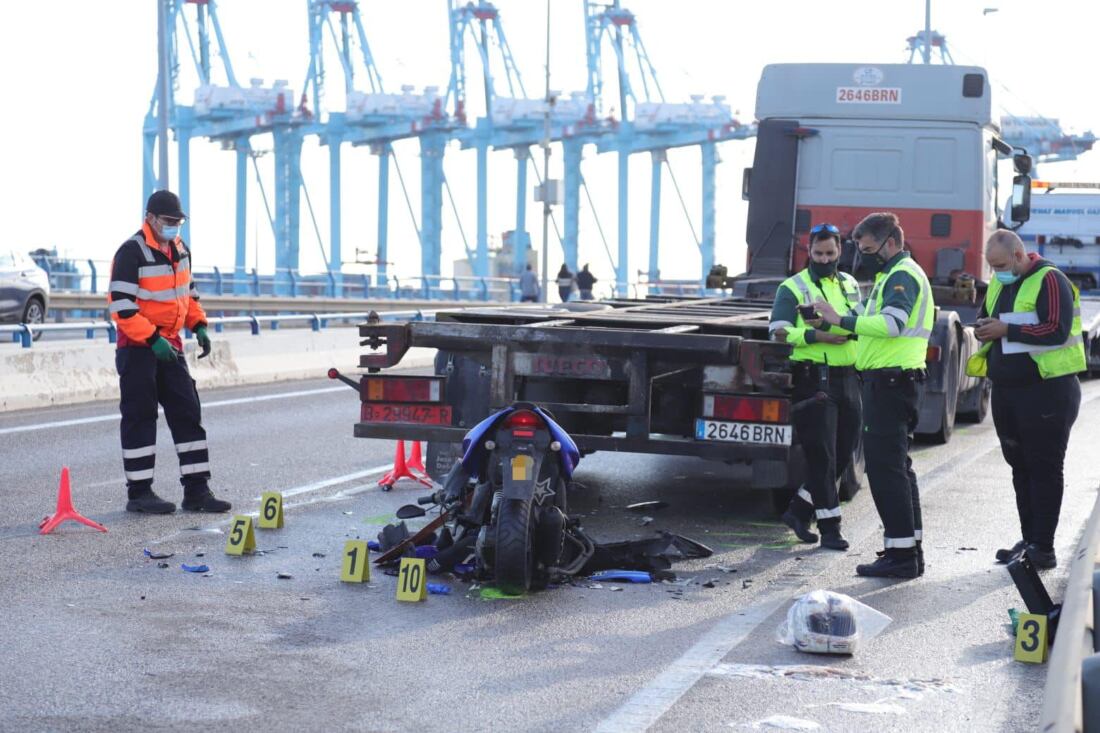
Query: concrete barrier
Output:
[[0, 327, 436, 413]]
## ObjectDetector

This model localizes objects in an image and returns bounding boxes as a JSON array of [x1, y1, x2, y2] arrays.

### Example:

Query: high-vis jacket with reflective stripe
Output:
[[966, 265, 1085, 380], [770, 268, 860, 365], [107, 223, 206, 346], [846, 252, 934, 371]]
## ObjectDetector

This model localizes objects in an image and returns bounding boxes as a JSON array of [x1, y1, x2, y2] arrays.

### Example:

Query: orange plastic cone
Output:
[[407, 441, 430, 480], [39, 467, 108, 535], [378, 440, 432, 490]]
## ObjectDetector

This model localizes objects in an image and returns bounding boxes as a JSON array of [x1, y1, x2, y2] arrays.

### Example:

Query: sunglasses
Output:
[[809, 223, 840, 237]]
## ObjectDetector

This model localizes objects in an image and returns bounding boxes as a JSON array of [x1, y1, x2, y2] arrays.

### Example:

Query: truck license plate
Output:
[[694, 419, 791, 445], [361, 403, 452, 425]]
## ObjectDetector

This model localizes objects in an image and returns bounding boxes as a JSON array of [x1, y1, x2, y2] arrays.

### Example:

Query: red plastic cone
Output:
[[39, 467, 108, 535], [407, 441, 430, 480], [378, 440, 432, 490]]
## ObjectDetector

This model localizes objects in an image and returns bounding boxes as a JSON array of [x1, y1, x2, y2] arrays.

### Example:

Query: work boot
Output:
[[1024, 543, 1056, 569], [856, 548, 919, 579], [126, 488, 176, 514], [995, 540, 1027, 564], [819, 530, 849, 551], [781, 510, 818, 543], [181, 489, 232, 513]]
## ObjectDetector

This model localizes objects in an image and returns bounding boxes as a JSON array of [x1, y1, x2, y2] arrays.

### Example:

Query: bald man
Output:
[[966, 230, 1085, 569]]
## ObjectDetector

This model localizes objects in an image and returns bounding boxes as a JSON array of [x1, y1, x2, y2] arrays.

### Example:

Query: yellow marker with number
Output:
[[396, 557, 427, 602], [225, 515, 256, 555], [1014, 613, 1049, 663], [340, 540, 370, 583], [258, 491, 284, 529]]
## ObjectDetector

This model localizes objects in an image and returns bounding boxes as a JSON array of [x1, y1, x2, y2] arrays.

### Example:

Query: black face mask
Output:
[[808, 259, 838, 279], [853, 229, 895, 278]]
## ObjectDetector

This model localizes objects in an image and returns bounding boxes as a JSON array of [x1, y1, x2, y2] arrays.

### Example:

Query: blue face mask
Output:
[[160, 225, 180, 240], [994, 271, 1019, 285]]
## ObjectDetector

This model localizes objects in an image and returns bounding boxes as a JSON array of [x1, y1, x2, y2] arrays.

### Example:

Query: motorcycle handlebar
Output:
[[417, 491, 441, 505]]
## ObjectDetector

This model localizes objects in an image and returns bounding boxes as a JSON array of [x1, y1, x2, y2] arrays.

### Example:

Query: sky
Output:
[[2, 0, 1100, 286]]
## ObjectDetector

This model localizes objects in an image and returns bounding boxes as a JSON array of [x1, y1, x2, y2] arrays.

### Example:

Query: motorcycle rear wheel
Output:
[[495, 497, 536, 594]]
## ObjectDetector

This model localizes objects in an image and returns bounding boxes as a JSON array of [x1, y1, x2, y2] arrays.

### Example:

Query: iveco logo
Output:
[[852, 66, 885, 86]]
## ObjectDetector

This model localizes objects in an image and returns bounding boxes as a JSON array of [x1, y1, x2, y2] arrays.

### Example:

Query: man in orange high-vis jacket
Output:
[[107, 190, 230, 514]]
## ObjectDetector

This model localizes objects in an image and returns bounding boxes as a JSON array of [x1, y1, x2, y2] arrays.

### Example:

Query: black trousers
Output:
[[789, 365, 862, 530], [861, 371, 923, 549], [116, 347, 211, 497], [558, 287, 572, 302], [991, 375, 1080, 551]]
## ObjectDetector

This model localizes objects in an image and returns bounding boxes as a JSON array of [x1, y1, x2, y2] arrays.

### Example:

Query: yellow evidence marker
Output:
[[225, 515, 257, 555], [340, 540, 371, 583], [1014, 613, 1049, 664], [258, 491, 284, 529], [396, 557, 427, 602]]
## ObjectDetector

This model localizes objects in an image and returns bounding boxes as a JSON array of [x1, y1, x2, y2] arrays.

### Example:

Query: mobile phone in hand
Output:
[[798, 304, 818, 320]]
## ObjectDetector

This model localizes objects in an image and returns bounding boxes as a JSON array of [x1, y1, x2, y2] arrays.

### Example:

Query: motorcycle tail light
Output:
[[504, 410, 543, 429]]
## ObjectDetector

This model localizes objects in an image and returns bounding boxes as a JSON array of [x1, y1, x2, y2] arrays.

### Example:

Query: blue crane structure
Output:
[[143, 0, 313, 294], [583, 0, 754, 294], [304, 0, 460, 284], [446, 0, 601, 279], [906, 28, 1095, 164]]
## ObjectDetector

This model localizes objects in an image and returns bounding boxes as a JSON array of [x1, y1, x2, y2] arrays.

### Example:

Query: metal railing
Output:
[[0, 309, 437, 349], [31, 255, 524, 302], [1040, 491, 1100, 732], [29, 255, 707, 304]]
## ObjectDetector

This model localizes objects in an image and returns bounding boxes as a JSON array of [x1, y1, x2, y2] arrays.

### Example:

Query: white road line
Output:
[[255, 464, 392, 500], [0, 386, 345, 436], [594, 435, 1003, 733]]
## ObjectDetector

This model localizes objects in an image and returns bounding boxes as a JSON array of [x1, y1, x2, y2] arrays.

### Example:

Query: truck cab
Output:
[[738, 63, 1031, 441]]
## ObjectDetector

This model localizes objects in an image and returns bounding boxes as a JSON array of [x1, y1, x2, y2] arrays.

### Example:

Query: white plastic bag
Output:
[[776, 589, 892, 655]]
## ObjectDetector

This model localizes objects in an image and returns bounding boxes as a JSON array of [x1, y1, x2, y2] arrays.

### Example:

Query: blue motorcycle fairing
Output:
[[460, 405, 580, 480]]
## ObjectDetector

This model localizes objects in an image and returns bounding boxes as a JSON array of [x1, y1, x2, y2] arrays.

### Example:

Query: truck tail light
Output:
[[702, 394, 790, 423], [926, 346, 942, 363], [361, 376, 444, 403]]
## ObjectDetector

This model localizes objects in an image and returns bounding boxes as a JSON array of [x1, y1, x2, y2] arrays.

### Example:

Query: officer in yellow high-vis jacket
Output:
[[814, 212, 934, 579], [967, 230, 1084, 569], [770, 223, 862, 551]]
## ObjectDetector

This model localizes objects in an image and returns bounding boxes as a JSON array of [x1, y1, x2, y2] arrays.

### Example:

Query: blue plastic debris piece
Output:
[[367, 540, 381, 551], [588, 570, 652, 583], [180, 563, 209, 573], [414, 545, 439, 559], [427, 583, 451, 595], [453, 563, 475, 576]]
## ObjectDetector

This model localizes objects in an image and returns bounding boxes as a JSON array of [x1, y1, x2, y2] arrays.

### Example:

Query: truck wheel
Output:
[[919, 343, 959, 445], [956, 379, 991, 424], [839, 437, 865, 501], [770, 488, 794, 515], [495, 497, 536, 593]]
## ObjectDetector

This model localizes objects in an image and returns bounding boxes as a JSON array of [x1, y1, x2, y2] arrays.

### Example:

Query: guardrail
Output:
[[28, 254, 706, 303], [0, 309, 437, 349], [1040, 491, 1100, 732]]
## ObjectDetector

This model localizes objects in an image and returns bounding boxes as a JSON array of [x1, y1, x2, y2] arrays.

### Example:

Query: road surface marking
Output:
[[594, 436, 1004, 733], [256, 465, 392, 500], [0, 386, 345, 436]]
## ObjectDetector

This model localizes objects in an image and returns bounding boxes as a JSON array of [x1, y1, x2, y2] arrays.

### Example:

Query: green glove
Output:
[[149, 335, 179, 363], [195, 325, 212, 359]]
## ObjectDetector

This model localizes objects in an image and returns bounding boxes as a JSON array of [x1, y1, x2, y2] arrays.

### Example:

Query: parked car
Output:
[[0, 249, 50, 340]]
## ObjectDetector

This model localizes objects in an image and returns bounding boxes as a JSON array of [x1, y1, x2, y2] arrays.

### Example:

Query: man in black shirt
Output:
[[968, 231, 1084, 568]]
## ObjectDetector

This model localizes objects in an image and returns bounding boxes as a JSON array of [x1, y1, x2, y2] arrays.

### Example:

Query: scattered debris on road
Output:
[[143, 549, 173, 560], [180, 563, 209, 573]]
